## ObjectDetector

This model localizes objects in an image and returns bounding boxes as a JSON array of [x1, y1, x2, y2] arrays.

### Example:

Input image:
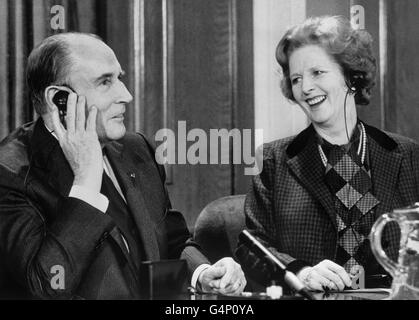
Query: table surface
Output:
[[158, 289, 390, 300], [310, 290, 389, 300]]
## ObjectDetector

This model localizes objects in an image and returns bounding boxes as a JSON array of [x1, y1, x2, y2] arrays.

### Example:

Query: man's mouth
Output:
[[306, 95, 326, 107], [112, 108, 126, 119]]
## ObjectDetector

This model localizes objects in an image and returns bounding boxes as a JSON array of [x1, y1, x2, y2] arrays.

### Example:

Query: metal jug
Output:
[[370, 203, 419, 299]]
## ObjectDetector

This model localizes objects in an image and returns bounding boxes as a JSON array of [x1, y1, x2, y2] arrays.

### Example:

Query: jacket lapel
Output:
[[30, 119, 74, 198], [286, 125, 338, 229], [363, 124, 403, 218], [285, 122, 406, 229], [104, 142, 160, 261]]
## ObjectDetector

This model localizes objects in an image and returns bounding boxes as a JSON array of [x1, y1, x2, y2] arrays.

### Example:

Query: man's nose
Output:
[[116, 81, 133, 104], [301, 76, 315, 95]]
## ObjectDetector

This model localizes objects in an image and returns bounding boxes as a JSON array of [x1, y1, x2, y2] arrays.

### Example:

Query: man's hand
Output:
[[297, 260, 352, 291], [198, 257, 246, 295], [51, 93, 103, 192]]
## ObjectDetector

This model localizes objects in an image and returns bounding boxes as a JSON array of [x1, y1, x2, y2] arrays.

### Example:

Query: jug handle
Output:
[[370, 213, 399, 277]]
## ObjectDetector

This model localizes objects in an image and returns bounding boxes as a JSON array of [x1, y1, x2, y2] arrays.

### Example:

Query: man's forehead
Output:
[[68, 38, 122, 78]]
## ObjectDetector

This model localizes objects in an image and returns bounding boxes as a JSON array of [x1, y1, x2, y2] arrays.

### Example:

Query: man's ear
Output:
[[45, 86, 62, 112], [45, 85, 74, 112]]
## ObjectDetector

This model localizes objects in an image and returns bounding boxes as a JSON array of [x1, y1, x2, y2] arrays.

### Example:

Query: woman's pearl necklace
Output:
[[318, 123, 367, 167]]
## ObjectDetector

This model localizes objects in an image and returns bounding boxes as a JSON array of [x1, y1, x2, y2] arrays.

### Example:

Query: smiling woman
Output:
[[277, 16, 376, 107], [276, 16, 376, 145], [287, 44, 356, 143], [236, 15, 419, 293]]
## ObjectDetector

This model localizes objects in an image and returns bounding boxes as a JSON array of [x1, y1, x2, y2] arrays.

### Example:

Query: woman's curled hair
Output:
[[276, 15, 376, 105]]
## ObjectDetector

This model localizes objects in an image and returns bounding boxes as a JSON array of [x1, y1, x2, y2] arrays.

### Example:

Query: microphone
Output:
[[239, 230, 315, 300]]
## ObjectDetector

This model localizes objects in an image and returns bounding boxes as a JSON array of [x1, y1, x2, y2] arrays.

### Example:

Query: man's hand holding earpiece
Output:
[[51, 93, 103, 193]]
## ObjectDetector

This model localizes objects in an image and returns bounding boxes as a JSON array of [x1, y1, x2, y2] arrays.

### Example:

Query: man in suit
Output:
[[0, 32, 246, 299]]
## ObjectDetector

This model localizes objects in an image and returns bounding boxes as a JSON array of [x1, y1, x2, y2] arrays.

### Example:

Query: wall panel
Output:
[[386, 0, 419, 142], [0, 0, 9, 138], [254, 0, 308, 145], [168, 0, 235, 226]]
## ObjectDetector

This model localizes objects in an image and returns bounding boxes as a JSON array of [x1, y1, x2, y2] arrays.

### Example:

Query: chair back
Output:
[[194, 195, 246, 263]]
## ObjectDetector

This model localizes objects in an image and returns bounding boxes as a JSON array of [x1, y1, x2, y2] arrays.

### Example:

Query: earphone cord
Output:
[[344, 89, 350, 144], [344, 88, 360, 240]]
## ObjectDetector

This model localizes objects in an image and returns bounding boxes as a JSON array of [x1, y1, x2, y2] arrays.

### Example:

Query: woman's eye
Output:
[[291, 77, 301, 85], [313, 70, 325, 76]]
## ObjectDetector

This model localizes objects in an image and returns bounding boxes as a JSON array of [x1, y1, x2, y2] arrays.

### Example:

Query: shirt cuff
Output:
[[69, 185, 109, 213], [286, 259, 312, 275], [191, 264, 211, 289]]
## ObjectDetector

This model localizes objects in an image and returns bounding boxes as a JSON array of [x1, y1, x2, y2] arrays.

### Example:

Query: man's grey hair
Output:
[[26, 32, 102, 115]]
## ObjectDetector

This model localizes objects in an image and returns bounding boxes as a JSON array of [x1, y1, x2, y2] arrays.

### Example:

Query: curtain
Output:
[[0, 0, 111, 140]]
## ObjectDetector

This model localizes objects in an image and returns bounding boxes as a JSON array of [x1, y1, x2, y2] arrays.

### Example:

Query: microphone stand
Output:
[[240, 230, 316, 300]]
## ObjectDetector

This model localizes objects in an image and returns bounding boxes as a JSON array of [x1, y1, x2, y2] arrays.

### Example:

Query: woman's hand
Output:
[[297, 260, 352, 291]]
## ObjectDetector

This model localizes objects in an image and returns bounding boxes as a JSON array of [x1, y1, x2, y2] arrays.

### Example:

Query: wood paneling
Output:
[[306, 0, 350, 17], [0, 0, 9, 138], [102, 0, 165, 137], [233, 0, 254, 195], [385, 0, 419, 142], [168, 0, 234, 226], [72, 0, 98, 33], [165, 0, 254, 228], [352, 0, 382, 130], [8, 0, 31, 130], [103, 1, 135, 133], [143, 0, 164, 137]]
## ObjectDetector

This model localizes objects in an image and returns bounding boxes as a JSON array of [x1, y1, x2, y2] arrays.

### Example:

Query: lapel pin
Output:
[[129, 173, 136, 186]]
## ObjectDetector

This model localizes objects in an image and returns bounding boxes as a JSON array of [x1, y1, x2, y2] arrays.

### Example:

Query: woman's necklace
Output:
[[318, 122, 366, 167]]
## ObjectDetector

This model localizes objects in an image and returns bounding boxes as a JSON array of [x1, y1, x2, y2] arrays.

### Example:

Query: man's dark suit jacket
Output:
[[0, 119, 209, 299], [236, 122, 419, 286]]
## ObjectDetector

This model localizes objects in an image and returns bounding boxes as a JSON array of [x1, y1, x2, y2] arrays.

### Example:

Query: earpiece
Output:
[[348, 71, 366, 93], [344, 83, 356, 94]]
